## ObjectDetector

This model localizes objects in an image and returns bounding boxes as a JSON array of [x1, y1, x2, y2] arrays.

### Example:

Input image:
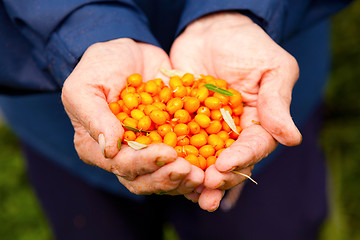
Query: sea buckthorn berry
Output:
[[222, 120, 231, 132], [225, 138, 235, 148], [190, 88, 198, 97], [215, 78, 228, 89], [196, 86, 209, 102], [174, 109, 191, 123], [184, 97, 200, 114], [229, 88, 242, 107], [152, 102, 167, 111], [203, 75, 216, 85], [169, 76, 183, 89], [116, 112, 128, 122], [149, 110, 167, 125], [188, 121, 201, 135], [123, 131, 136, 141], [197, 106, 211, 117], [173, 86, 187, 98], [198, 156, 207, 170], [135, 135, 151, 145], [194, 114, 211, 128], [163, 111, 170, 122], [181, 73, 195, 86], [166, 98, 184, 115], [208, 134, 225, 151], [206, 156, 217, 168], [145, 80, 159, 96], [210, 109, 223, 121], [175, 146, 185, 157], [123, 93, 139, 110], [122, 105, 131, 115], [213, 92, 229, 105], [199, 129, 209, 140], [163, 132, 177, 148], [148, 131, 162, 143], [139, 92, 153, 105], [137, 104, 146, 112], [217, 130, 230, 141], [152, 95, 161, 103], [186, 86, 192, 96], [177, 136, 190, 146], [153, 78, 164, 88], [206, 120, 222, 134], [123, 117, 138, 129], [136, 83, 146, 93], [199, 145, 215, 158], [185, 154, 200, 168], [117, 99, 124, 109], [174, 123, 190, 136], [137, 116, 152, 131], [190, 134, 207, 148], [204, 97, 222, 110], [233, 116, 240, 126], [229, 126, 242, 139], [183, 145, 199, 156], [215, 148, 225, 157], [131, 109, 145, 121], [232, 104, 244, 116], [144, 105, 158, 116], [159, 87, 172, 103], [157, 124, 173, 137], [127, 73, 143, 87], [121, 87, 136, 99], [109, 102, 121, 115]]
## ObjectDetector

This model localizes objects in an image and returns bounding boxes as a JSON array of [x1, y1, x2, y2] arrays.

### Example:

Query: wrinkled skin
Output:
[[62, 39, 204, 196], [170, 12, 302, 211]]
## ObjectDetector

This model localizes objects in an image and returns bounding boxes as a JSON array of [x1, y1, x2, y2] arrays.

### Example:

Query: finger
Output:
[[184, 192, 200, 203], [214, 124, 277, 172], [74, 131, 177, 179], [220, 183, 244, 212], [171, 165, 204, 195], [198, 188, 225, 212], [258, 61, 302, 146], [116, 158, 192, 195], [204, 165, 253, 190]]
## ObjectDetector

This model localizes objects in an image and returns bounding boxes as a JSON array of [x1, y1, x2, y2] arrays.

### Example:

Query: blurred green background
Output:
[[0, 2, 359, 239]]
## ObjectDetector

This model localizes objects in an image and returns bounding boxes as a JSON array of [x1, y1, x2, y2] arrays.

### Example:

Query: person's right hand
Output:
[[61, 38, 204, 196]]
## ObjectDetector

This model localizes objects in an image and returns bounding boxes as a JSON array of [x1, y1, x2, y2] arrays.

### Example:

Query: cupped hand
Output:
[[61, 38, 204, 196], [170, 12, 302, 211]]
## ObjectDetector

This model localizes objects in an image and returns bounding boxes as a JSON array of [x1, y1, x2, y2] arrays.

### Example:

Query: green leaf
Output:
[[123, 125, 150, 133], [203, 84, 234, 96], [117, 138, 122, 150]]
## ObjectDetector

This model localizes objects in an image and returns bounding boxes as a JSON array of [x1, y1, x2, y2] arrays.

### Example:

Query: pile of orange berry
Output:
[[108, 72, 243, 170]]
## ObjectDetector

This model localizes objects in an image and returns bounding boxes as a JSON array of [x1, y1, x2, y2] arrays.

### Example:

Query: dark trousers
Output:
[[22, 108, 328, 240]]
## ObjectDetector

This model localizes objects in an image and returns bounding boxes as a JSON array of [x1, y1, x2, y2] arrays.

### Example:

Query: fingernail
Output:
[[98, 133, 105, 156], [215, 181, 225, 189], [195, 184, 204, 194], [169, 172, 183, 181]]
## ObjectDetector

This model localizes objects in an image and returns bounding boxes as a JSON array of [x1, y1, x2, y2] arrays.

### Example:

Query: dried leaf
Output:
[[159, 67, 201, 80], [203, 84, 234, 96], [220, 108, 239, 134], [232, 171, 258, 185], [126, 140, 148, 150]]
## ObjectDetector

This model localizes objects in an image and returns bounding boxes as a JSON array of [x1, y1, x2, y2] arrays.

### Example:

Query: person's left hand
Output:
[[170, 12, 302, 211]]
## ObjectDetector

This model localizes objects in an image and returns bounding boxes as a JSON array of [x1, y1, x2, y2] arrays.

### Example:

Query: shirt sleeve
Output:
[[3, 0, 159, 87], [177, 0, 353, 43]]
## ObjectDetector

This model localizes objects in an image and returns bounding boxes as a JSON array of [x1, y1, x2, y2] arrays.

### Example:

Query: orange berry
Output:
[[185, 154, 200, 168], [204, 97, 222, 110], [215, 148, 225, 157], [199, 145, 215, 158], [190, 134, 207, 148], [222, 120, 231, 132], [144, 105, 158, 116], [229, 126, 242, 139], [181, 73, 195, 86], [109, 102, 121, 115], [169, 76, 183, 90], [123, 93, 139, 110], [206, 156, 217, 168], [208, 134, 225, 151], [152, 95, 161, 103], [148, 131, 162, 143], [232, 104, 244, 116], [116, 112, 129, 122], [121, 105, 131, 115], [121, 86, 136, 99], [188, 121, 201, 135], [183, 145, 199, 156], [197, 106, 211, 117], [198, 156, 207, 170], [194, 114, 211, 128], [210, 109, 223, 121], [177, 136, 190, 146], [123, 131, 136, 141], [131, 109, 145, 120], [217, 130, 230, 141], [184, 97, 200, 114], [136, 83, 146, 93], [139, 92, 153, 105], [174, 123, 190, 136], [196, 86, 209, 102], [152, 102, 167, 111], [127, 73, 143, 87], [173, 86, 187, 98], [175, 146, 185, 157], [153, 78, 164, 88], [137, 116, 152, 131], [225, 138, 235, 148], [123, 117, 138, 129], [229, 88, 242, 107], [199, 129, 209, 140], [213, 92, 229, 105], [206, 120, 222, 134], [215, 78, 228, 89], [135, 135, 151, 145], [174, 109, 191, 123], [163, 132, 177, 148], [145, 80, 159, 96], [159, 87, 172, 103], [166, 98, 184, 115], [233, 116, 240, 126], [149, 110, 167, 125], [157, 124, 173, 137]]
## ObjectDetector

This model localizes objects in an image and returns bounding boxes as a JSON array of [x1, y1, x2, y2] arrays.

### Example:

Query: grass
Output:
[[0, 2, 359, 239]]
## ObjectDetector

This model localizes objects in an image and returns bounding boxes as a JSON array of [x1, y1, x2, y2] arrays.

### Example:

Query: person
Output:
[[0, 0, 353, 239]]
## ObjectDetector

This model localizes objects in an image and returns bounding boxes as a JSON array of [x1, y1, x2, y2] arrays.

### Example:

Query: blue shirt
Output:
[[0, 0, 352, 198]]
